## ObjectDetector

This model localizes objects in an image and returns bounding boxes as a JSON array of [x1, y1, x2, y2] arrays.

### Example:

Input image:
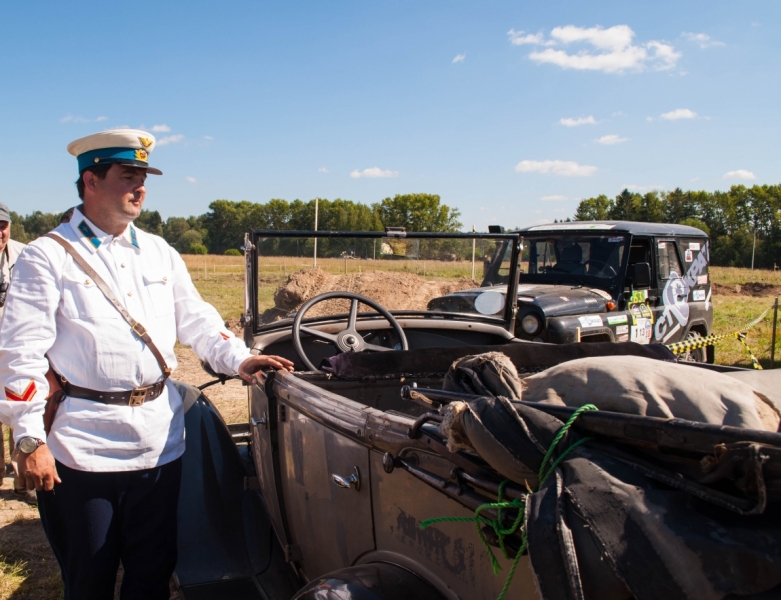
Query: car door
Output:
[[624, 236, 658, 346], [653, 238, 689, 344], [273, 374, 375, 582]]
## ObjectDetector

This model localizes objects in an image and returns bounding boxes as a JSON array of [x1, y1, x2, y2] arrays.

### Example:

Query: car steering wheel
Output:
[[291, 291, 409, 371], [584, 259, 617, 277]]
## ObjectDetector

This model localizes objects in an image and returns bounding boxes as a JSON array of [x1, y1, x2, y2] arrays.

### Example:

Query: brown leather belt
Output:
[[63, 380, 166, 407]]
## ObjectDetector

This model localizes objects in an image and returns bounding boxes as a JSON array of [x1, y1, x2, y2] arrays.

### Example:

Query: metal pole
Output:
[[471, 225, 476, 280], [313, 198, 319, 267], [772, 297, 778, 369], [751, 227, 756, 270]]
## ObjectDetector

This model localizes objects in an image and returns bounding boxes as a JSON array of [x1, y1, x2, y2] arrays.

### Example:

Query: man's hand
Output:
[[238, 354, 294, 384], [17, 444, 61, 492]]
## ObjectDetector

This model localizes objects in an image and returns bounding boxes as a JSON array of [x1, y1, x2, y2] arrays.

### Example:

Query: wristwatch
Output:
[[18, 437, 44, 454]]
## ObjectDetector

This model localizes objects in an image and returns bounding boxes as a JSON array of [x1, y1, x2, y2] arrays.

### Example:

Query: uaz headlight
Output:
[[521, 313, 542, 335]]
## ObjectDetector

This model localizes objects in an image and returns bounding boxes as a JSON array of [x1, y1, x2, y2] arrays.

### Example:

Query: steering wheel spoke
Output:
[[348, 299, 359, 330], [299, 325, 339, 344], [363, 342, 394, 352]]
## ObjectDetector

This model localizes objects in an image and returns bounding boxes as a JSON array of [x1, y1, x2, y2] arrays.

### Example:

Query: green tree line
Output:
[[8, 193, 462, 257], [573, 185, 781, 269]]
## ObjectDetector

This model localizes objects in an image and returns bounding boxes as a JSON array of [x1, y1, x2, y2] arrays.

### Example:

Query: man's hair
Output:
[[75, 164, 113, 200]]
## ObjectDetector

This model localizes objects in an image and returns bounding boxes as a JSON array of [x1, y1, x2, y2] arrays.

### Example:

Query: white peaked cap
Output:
[[67, 128, 162, 175]]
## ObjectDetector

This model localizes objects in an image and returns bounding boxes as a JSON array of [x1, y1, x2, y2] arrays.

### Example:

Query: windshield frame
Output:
[[247, 229, 523, 334]]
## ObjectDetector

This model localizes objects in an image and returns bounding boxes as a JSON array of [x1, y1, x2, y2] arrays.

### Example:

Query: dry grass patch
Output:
[[0, 481, 62, 600]]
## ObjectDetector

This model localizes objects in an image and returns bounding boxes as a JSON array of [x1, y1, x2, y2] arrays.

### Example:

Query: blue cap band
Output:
[[77, 147, 150, 172]]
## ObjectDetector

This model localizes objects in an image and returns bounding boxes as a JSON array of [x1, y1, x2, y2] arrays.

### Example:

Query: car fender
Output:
[[291, 563, 448, 600]]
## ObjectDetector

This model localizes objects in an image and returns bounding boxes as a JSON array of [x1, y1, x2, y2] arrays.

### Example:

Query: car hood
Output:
[[427, 283, 611, 317]]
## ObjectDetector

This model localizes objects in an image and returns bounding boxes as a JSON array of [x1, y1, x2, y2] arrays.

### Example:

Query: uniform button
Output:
[[162, 277, 167, 282], [127, 291, 133, 297], [85, 279, 91, 285], [121, 263, 126, 268]]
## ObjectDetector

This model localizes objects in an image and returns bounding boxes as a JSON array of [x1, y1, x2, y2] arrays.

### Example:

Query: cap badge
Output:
[[135, 149, 149, 163], [138, 137, 154, 148]]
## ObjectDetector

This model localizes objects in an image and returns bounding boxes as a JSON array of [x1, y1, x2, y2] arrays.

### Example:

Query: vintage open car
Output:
[[172, 229, 781, 600]]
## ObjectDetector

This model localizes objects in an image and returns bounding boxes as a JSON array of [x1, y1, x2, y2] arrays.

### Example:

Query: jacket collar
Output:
[[68, 208, 141, 254]]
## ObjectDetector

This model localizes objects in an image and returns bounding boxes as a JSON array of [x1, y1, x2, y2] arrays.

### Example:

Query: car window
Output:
[[657, 241, 683, 280], [519, 235, 625, 280]]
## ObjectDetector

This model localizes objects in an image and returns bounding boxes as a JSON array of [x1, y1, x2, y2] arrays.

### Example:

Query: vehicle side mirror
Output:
[[630, 262, 652, 289]]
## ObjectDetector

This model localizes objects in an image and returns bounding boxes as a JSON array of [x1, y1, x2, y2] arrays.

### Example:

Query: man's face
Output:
[[90, 165, 147, 221], [0, 221, 10, 253]]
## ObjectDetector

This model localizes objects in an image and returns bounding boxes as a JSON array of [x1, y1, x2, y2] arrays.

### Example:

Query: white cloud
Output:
[[682, 32, 724, 49], [60, 114, 90, 123], [511, 24, 681, 73], [660, 108, 697, 120], [612, 110, 628, 117], [646, 116, 654, 122], [318, 167, 329, 173], [452, 53, 466, 63], [515, 160, 597, 177], [203, 135, 214, 141], [540, 195, 568, 201], [186, 176, 198, 183], [559, 115, 596, 127], [156, 134, 184, 146], [507, 29, 546, 45], [95, 116, 108, 122], [596, 134, 629, 145], [151, 124, 171, 133], [723, 169, 756, 180], [349, 167, 399, 179]]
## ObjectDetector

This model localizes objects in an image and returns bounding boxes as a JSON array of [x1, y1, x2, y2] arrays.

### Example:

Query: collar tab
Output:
[[130, 225, 140, 249], [78, 221, 101, 249]]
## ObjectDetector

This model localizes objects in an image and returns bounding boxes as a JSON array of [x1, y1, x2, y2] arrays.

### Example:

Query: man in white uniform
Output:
[[0, 129, 293, 599], [0, 203, 31, 499]]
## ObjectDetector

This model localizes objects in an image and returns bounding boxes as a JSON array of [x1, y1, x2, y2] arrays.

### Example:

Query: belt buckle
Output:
[[129, 388, 147, 407], [132, 322, 147, 338]]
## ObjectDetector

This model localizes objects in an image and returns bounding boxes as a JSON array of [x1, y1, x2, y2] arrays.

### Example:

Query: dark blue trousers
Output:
[[37, 458, 182, 600]]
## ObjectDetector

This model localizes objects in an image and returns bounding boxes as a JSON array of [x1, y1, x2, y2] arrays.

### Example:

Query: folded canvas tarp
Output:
[[439, 353, 781, 600], [440, 394, 781, 600]]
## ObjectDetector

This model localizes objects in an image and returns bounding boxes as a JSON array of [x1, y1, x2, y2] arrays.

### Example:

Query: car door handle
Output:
[[251, 413, 268, 429], [331, 466, 361, 491]]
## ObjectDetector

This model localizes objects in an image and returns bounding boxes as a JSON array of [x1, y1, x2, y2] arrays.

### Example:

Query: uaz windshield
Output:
[[482, 234, 627, 286]]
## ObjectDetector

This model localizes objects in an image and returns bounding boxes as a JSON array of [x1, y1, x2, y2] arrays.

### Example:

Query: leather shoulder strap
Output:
[[44, 233, 171, 380]]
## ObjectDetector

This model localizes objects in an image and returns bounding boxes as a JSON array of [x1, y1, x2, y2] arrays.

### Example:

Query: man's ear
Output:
[[82, 170, 99, 194]]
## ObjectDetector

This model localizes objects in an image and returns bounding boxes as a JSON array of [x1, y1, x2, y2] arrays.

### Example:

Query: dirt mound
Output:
[[224, 318, 243, 335], [713, 282, 781, 297], [260, 268, 479, 323]]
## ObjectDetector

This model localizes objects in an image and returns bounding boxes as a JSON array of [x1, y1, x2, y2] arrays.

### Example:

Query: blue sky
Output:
[[1, 1, 778, 230]]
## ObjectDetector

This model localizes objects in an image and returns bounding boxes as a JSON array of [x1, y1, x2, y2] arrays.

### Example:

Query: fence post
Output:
[[772, 297, 778, 369]]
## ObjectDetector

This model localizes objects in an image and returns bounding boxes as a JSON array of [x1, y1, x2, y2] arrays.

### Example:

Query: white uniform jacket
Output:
[[0, 208, 251, 471]]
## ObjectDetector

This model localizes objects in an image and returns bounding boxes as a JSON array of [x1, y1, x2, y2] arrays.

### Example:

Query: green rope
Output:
[[420, 403, 598, 600]]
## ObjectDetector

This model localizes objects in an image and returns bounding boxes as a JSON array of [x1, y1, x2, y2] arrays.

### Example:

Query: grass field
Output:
[[183, 254, 781, 369]]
